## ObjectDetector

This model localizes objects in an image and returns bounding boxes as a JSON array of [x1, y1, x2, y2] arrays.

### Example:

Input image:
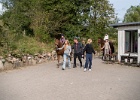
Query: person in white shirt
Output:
[[104, 34, 109, 40]]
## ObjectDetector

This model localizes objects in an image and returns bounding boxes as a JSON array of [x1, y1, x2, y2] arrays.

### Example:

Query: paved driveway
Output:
[[0, 58, 140, 100]]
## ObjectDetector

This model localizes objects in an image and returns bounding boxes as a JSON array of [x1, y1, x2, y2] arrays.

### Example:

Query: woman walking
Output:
[[57, 40, 71, 70], [82, 39, 95, 72]]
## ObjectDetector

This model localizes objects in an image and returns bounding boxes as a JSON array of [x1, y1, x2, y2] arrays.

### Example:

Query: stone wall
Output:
[[0, 50, 57, 71]]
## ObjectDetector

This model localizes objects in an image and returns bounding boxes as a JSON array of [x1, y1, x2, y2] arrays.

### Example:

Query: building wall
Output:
[[138, 29, 140, 64], [117, 30, 124, 62], [117, 26, 140, 63]]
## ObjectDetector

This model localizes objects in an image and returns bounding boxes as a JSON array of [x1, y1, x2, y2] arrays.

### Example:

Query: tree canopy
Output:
[[123, 4, 140, 22], [0, 0, 116, 55], [1, 0, 115, 39]]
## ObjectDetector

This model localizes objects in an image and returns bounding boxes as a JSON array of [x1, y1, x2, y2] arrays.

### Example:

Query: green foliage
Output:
[[1, 0, 115, 38], [123, 4, 140, 22], [34, 26, 51, 42], [16, 36, 46, 55], [0, 0, 116, 55], [0, 35, 54, 56]]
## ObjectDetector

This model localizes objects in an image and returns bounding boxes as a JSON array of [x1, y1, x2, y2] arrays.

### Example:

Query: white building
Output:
[[111, 22, 140, 65]]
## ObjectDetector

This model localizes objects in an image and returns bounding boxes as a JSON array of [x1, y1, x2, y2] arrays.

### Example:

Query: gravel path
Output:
[[0, 58, 140, 100]]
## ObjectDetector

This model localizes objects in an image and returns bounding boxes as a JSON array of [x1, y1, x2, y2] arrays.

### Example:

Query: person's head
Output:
[[87, 39, 92, 44], [82, 40, 85, 45], [74, 37, 78, 43], [64, 40, 70, 45], [61, 34, 64, 38]]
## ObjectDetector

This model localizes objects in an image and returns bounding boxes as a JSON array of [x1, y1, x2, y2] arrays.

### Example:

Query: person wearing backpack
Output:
[[72, 37, 83, 68]]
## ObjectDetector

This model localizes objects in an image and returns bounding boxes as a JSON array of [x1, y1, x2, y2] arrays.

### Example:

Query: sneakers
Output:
[[84, 68, 87, 72], [84, 68, 91, 72], [62, 68, 65, 70], [89, 69, 91, 71]]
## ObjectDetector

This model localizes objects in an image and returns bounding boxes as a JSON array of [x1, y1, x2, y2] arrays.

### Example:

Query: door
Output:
[[125, 30, 138, 53]]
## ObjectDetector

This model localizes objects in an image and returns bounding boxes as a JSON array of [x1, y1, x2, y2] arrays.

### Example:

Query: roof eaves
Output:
[[110, 22, 140, 28]]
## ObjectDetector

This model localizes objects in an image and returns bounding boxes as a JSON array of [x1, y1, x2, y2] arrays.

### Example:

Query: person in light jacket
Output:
[[57, 40, 71, 70]]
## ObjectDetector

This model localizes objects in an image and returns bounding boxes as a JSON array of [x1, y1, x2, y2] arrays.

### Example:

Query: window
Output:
[[125, 30, 138, 53]]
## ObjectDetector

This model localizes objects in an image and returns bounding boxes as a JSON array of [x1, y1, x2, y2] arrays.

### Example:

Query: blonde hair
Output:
[[65, 40, 70, 45], [64, 40, 70, 50], [87, 39, 92, 44]]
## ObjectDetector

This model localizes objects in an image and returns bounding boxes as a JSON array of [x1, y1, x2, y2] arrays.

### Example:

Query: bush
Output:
[[0, 35, 54, 57]]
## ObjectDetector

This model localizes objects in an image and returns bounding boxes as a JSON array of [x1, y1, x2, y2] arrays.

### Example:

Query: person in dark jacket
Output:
[[72, 37, 83, 68], [82, 39, 95, 72]]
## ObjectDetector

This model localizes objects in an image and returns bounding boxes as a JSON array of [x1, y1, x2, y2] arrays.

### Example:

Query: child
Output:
[[101, 39, 111, 55], [57, 40, 71, 70]]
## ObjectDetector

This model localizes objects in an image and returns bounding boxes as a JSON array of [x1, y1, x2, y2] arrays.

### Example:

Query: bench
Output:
[[121, 55, 138, 66]]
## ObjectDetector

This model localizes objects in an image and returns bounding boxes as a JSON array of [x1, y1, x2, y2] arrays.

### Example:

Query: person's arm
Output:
[[69, 46, 71, 53], [57, 45, 64, 50], [92, 46, 96, 54], [68, 46, 72, 55], [71, 44, 74, 49], [82, 44, 87, 55]]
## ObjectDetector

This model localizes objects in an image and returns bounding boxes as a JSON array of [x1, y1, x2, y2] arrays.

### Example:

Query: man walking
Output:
[[72, 37, 83, 68]]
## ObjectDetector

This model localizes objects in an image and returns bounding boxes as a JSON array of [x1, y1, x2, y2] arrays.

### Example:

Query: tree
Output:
[[42, 0, 92, 38], [123, 4, 140, 22], [1, 0, 115, 42], [1, 0, 32, 34]]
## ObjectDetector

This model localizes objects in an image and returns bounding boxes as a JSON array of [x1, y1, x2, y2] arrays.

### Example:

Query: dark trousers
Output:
[[74, 53, 82, 67], [85, 53, 92, 69]]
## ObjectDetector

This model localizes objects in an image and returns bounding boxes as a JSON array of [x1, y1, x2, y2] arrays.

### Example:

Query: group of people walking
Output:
[[57, 34, 96, 72]]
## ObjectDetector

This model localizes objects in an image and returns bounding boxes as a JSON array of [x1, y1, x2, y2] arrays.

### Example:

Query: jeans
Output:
[[74, 53, 82, 67], [62, 53, 71, 69], [85, 53, 92, 69], [104, 49, 110, 55]]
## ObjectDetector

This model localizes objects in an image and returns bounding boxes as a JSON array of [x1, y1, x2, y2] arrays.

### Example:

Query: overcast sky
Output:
[[0, 3, 2, 14], [0, 0, 140, 22], [109, 0, 140, 22]]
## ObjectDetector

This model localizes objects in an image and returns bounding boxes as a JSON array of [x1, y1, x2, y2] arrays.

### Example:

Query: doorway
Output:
[[125, 30, 138, 53]]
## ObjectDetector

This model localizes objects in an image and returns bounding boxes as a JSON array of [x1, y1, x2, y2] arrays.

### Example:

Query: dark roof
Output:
[[110, 22, 140, 28]]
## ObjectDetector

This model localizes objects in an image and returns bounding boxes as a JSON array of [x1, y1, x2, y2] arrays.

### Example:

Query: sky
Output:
[[0, 0, 140, 22], [109, 0, 140, 22], [0, 4, 2, 14]]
